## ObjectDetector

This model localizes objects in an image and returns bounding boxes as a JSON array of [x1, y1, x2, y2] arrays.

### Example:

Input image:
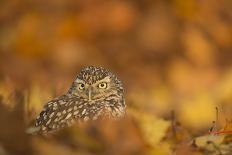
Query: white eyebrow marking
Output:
[[93, 76, 111, 86], [74, 78, 85, 83], [99, 76, 111, 83]]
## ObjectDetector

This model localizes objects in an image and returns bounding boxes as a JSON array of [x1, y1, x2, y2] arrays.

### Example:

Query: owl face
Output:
[[69, 66, 124, 101]]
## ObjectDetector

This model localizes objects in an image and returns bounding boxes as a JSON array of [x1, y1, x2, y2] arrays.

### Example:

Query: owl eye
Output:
[[78, 83, 85, 90], [98, 82, 107, 89]]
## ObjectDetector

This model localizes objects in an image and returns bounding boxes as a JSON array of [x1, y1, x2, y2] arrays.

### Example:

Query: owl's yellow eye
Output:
[[98, 82, 107, 89], [78, 83, 85, 90]]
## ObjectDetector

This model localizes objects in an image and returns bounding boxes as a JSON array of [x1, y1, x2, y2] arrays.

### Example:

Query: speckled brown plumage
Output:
[[33, 66, 125, 134]]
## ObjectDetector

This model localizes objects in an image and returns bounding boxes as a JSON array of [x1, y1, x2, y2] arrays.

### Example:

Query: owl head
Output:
[[68, 66, 124, 102]]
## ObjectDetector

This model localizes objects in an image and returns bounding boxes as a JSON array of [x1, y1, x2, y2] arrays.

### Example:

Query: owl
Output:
[[31, 66, 126, 134]]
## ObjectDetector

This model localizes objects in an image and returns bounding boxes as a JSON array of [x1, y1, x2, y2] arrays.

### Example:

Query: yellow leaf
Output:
[[129, 109, 170, 146], [194, 134, 225, 147]]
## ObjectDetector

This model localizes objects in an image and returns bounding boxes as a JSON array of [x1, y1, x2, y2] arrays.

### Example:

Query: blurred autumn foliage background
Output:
[[0, 0, 232, 155]]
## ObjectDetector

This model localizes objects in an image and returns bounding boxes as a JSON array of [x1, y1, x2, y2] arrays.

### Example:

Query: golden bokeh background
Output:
[[0, 0, 231, 154]]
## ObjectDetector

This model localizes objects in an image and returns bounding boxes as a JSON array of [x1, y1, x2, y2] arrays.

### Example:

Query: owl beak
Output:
[[87, 87, 93, 101]]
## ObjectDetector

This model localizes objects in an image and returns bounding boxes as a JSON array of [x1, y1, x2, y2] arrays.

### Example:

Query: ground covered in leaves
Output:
[[0, 85, 231, 155], [0, 0, 232, 154]]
